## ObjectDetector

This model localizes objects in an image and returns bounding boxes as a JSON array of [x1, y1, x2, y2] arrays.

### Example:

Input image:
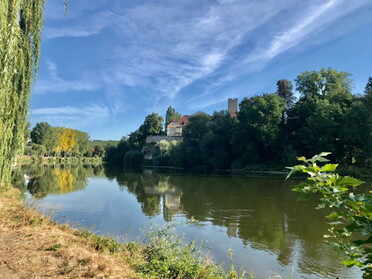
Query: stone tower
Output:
[[228, 98, 238, 117]]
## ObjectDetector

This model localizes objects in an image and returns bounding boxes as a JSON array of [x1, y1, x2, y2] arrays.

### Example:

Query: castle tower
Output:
[[228, 98, 238, 118]]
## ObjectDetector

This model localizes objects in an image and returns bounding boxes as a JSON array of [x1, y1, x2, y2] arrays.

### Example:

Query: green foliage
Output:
[[295, 67, 352, 103], [200, 111, 236, 169], [365, 77, 372, 108], [92, 145, 105, 158], [152, 140, 176, 166], [341, 97, 372, 164], [31, 143, 46, 156], [234, 94, 284, 163], [131, 224, 248, 279], [89, 140, 119, 148], [104, 139, 130, 165], [124, 150, 143, 168], [75, 230, 124, 253], [140, 113, 164, 137], [31, 122, 55, 155], [46, 243, 62, 251], [0, 0, 46, 188], [29, 122, 91, 158], [73, 131, 90, 156], [287, 67, 356, 163], [276, 79, 295, 109], [287, 153, 372, 278], [127, 113, 165, 150], [182, 112, 211, 167]]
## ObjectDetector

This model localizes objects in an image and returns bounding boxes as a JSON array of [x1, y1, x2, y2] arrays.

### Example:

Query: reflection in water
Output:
[[14, 165, 367, 278], [104, 167, 366, 278], [13, 164, 104, 198]]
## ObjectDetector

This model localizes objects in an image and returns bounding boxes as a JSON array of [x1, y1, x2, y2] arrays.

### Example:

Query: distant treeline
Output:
[[107, 67, 372, 169], [27, 122, 105, 158], [90, 140, 120, 148]]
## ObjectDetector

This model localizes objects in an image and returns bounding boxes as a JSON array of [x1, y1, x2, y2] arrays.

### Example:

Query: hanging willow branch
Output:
[[0, 0, 46, 189]]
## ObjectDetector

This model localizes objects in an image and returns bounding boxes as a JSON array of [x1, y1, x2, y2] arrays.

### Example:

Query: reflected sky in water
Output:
[[15, 165, 367, 279]]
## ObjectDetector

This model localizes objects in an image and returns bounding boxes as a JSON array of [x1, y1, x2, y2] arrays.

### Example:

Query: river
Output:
[[13, 164, 367, 279]]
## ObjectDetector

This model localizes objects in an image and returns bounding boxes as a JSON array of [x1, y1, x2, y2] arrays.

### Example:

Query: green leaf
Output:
[[326, 212, 339, 220], [342, 259, 360, 267], [311, 153, 331, 163], [320, 164, 338, 172], [317, 157, 330, 162], [297, 156, 306, 161], [319, 152, 332, 157], [337, 176, 364, 187], [286, 165, 305, 180], [297, 192, 310, 201]]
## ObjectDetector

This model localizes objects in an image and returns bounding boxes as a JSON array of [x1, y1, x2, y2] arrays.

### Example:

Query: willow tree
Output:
[[0, 0, 46, 189]]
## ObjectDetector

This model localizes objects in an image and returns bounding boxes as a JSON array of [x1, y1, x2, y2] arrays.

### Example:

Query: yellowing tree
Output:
[[55, 128, 77, 154], [53, 169, 74, 194]]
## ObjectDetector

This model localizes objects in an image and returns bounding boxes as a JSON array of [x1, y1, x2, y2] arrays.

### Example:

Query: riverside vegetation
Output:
[[287, 153, 372, 278], [0, 188, 249, 279], [105, 70, 372, 173], [3, 154, 370, 278]]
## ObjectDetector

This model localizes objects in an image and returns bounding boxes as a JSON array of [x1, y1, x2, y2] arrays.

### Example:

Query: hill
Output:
[[90, 140, 119, 148]]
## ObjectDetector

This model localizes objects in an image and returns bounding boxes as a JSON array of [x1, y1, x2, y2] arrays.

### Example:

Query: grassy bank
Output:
[[0, 189, 248, 279]]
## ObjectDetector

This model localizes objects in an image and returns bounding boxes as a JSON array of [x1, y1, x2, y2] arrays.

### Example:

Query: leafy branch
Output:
[[286, 152, 372, 278]]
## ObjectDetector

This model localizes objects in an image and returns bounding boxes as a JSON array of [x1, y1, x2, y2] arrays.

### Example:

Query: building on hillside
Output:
[[228, 98, 238, 118], [167, 115, 189, 136]]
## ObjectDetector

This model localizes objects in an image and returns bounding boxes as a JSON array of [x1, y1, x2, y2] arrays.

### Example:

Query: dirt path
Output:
[[0, 190, 138, 279]]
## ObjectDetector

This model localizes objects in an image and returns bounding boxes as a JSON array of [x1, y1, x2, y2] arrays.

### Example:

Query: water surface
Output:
[[14, 164, 367, 279]]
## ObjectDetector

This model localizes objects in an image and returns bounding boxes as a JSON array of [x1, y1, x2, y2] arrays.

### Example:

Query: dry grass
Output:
[[0, 189, 138, 279]]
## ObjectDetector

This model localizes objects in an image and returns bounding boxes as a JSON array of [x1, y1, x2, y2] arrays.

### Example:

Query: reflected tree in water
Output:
[[15, 164, 92, 197]]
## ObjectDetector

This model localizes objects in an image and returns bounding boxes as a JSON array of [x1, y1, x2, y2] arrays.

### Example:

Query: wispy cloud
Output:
[[33, 61, 100, 94], [32, 104, 110, 127], [187, 0, 372, 107], [37, 0, 372, 121], [43, 11, 116, 39]]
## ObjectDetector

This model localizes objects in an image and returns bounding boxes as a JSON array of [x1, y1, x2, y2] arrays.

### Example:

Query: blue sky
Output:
[[30, 0, 372, 140]]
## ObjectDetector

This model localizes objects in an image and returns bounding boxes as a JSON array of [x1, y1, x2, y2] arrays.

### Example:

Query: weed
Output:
[[46, 243, 62, 251], [77, 258, 89, 266], [130, 223, 248, 279], [75, 229, 124, 253], [29, 217, 44, 226], [59, 261, 73, 275]]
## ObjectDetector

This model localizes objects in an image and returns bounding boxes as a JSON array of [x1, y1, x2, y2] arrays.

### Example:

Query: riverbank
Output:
[[0, 188, 247, 279], [15, 155, 103, 166], [0, 189, 137, 278], [141, 162, 372, 179]]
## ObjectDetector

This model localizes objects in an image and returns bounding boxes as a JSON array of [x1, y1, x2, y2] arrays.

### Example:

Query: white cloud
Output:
[[40, 0, 372, 110], [245, 0, 339, 64], [32, 104, 110, 127]]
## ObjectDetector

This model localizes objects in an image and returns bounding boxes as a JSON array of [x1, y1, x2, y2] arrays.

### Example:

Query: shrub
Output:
[[287, 152, 372, 278], [129, 224, 248, 279]]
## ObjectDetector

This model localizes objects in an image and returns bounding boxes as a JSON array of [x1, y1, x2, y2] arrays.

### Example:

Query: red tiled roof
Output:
[[178, 115, 189, 126]]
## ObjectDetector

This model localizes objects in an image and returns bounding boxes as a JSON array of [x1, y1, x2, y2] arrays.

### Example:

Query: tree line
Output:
[[105, 68, 372, 169], [29, 122, 104, 158]]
